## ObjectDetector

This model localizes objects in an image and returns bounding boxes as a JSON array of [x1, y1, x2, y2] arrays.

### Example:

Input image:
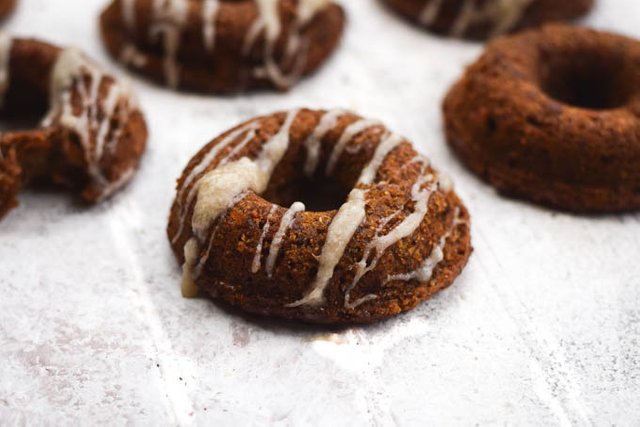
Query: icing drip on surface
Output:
[[303, 109, 348, 176], [202, 0, 221, 51], [148, 0, 189, 88], [181, 110, 300, 295], [43, 48, 137, 200], [252, 205, 278, 274], [384, 207, 465, 285], [287, 131, 405, 308], [0, 32, 11, 108], [326, 119, 382, 176], [265, 201, 306, 277], [419, 0, 533, 37]]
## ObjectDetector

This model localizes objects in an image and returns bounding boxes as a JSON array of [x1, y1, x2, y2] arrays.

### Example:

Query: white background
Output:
[[1, 0, 639, 425]]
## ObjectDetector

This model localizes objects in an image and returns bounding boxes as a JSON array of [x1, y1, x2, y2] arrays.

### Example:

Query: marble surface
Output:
[[1, 0, 639, 425]]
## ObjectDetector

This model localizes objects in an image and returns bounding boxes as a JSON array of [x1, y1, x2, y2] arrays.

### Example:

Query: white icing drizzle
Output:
[[148, 0, 189, 88], [419, 0, 444, 25], [170, 121, 260, 245], [383, 207, 465, 285], [419, 0, 533, 37], [121, 0, 137, 33], [303, 109, 348, 176], [0, 32, 11, 108], [287, 131, 405, 308], [286, 189, 367, 308], [358, 132, 404, 185], [120, 44, 149, 68], [181, 110, 300, 296], [252, 205, 278, 274], [265, 201, 306, 277], [202, 0, 220, 51], [325, 119, 382, 176], [245, 0, 330, 89], [43, 48, 137, 199], [119, 0, 330, 90], [344, 166, 440, 309]]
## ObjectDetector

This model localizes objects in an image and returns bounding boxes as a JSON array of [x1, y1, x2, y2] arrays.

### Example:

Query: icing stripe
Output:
[[419, 0, 533, 37], [326, 119, 382, 176], [43, 48, 137, 199], [202, 0, 221, 51], [287, 131, 404, 308], [265, 201, 306, 277], [171, 122, 259, 244], [383, 207, 464, 285], [121, 0, 137, 33], [181, 110, 300, 294], [303, 109, 348, 176], [358, 132, 404, 185], [252, 205, 278, 274], [286, 189, 367, 308], [0, 32, 11, 108]]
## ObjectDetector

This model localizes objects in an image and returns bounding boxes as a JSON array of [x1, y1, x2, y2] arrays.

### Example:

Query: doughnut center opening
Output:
[[264, 174, 351, 212], [539, 49, 631, 110]]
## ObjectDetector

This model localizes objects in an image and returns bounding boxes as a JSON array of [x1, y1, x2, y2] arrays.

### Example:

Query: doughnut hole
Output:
[[263, 170, 352, 213], [538, 45, 635, 110]]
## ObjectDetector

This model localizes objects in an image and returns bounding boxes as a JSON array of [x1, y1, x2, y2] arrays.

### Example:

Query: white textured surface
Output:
[[1, 0, 639, 425]]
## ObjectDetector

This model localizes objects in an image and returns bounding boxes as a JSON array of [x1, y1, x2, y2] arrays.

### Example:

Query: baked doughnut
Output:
[[444, 25, 640, 212], [0, 0, 15, 20], [381, 0, 593, 40], [100, 0, 345, 92], [168, 109, 472, 324], [0, 35, 147, 219]]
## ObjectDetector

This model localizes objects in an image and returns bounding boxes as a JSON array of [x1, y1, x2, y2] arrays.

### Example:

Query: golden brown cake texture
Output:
[[444, 25, 640, 212], [0, 35, 148, 219], [381, 0, 593, 40], [168, 109, 472, 324], [100, 0, 346, 93]]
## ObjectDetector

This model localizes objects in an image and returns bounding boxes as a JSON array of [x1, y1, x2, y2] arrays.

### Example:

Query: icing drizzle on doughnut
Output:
[[383, 207, 465, 285], [265, 201, 306, 277], [202, 0, 221, 51], [326, 118, 382, 176], [303, 108, 348, 176], [148, 0, 189, 88], [287, 131, 405, 308], [0, 32, 11, 108], [181, 109, 300, 296], [43, 48, 138, 201], [252, 204, 278, 274], [176, 109, 464, 311], [419, 0, 533, 37], [119, 0, 332, 89]]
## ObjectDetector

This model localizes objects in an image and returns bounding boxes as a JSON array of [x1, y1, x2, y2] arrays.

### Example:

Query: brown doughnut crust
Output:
[[168, 109, 472, 324], [381, 0, 593, 40], [0, 0, 15, 20], [444, 25, 640, 212], [99, 0, 345, 93], [0, 37, 147, 219]]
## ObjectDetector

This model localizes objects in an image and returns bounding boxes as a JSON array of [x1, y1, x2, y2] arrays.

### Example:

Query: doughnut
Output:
[[0, 35, 147, 219], [444, 25, 640, 212], [168, 109, 472, 324], [0, 0, 15, 20], [99, 0, 346, 92], [381, 0, 593, 40]]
